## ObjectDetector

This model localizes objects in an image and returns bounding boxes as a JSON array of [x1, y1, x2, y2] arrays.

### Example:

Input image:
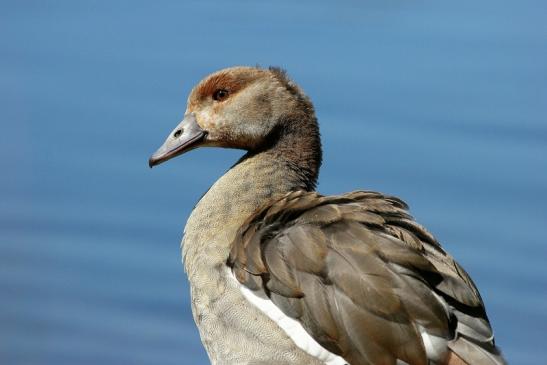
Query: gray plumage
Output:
[[149, 66, 506, 365], [229, 190, 505, 365]]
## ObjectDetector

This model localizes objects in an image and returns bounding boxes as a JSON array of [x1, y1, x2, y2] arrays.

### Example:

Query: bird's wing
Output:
[[228, 190, 505, 365]]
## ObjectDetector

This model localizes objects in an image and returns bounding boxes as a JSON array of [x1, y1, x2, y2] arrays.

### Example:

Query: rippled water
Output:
[[1, 1, 546, 364]]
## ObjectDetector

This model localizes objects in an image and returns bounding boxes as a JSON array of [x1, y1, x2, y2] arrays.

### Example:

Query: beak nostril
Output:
[[174, 129, 183, 138]]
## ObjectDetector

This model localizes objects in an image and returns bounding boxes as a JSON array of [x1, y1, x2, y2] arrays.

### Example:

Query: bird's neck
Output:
[[182, 114, 321, 276]]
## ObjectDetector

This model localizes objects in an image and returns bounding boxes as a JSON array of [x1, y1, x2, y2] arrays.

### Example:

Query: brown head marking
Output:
[[188, 68, 265, 111]]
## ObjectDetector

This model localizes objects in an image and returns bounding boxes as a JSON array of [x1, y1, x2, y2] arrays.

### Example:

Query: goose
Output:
[[149, 66, 506, 365]]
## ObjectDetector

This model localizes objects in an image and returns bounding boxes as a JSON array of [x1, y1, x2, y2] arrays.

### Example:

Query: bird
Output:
[[149, 66, 506, 365]]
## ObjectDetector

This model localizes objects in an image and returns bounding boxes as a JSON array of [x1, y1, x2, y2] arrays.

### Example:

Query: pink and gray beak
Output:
[[149, 113, 206, 167]]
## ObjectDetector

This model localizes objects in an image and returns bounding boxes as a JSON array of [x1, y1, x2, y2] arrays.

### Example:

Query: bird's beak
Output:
[[148, 113, 206, 167]]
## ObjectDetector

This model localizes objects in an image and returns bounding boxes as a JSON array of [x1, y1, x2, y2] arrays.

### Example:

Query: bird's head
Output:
[[149, 66, 313, 167]]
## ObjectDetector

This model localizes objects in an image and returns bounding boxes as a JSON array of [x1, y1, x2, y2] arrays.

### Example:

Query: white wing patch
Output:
[[235, 275, 347, 365], [418, 325, 448, 363]]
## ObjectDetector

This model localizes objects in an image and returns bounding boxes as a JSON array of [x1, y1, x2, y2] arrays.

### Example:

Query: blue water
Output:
[[1, 1, 546, 364]]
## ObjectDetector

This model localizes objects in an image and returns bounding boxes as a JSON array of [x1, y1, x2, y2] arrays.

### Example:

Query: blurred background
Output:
[[1, 1, 546, 364]]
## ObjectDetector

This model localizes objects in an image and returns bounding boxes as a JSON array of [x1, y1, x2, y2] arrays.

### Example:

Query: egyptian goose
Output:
[[149, 66, 506, 365]]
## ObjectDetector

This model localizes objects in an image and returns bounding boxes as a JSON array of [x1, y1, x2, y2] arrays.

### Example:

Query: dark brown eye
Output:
[[212, 89, 229, 101]]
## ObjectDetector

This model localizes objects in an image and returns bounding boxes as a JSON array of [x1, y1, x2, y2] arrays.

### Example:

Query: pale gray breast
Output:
[[181, 172, 330, 365]]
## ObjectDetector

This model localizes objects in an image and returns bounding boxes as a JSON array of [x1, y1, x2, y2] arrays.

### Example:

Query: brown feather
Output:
[[227, 190, 505, 365], [191, 70, 261, 105]]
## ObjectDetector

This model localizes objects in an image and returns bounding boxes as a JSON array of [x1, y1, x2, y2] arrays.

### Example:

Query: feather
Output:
[[228, 190, 506, 365]]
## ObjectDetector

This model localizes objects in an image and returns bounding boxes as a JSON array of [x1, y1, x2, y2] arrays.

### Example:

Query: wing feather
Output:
[[228, 190, 506, 365]]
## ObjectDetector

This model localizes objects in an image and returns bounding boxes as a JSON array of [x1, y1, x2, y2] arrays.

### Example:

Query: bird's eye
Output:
[[212, 89, 229, 101]]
